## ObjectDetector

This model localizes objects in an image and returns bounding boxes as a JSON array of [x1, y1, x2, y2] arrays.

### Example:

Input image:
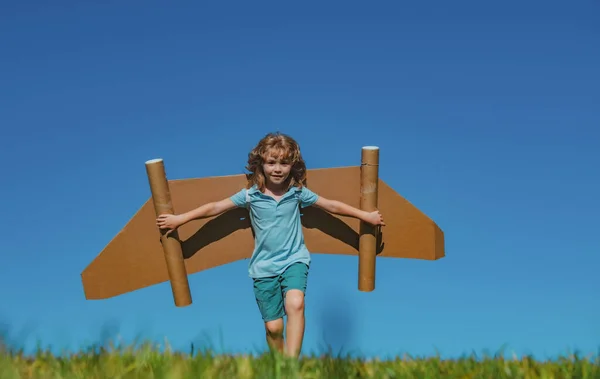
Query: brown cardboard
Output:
[[81, 164, 445, 302], [358, 147, 379, 292], [145, 159, 192, 307]]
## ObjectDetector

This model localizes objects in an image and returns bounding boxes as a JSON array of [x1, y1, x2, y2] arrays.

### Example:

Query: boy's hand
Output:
[[156, 214, 185, 236], [364, 210, 385, 226]]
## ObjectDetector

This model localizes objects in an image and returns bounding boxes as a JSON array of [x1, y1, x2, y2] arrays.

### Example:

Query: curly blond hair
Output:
[[245, 132, 307, 191]]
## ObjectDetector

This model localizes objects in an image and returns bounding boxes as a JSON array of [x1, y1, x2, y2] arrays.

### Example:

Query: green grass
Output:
[[0, 340, 598, 379]]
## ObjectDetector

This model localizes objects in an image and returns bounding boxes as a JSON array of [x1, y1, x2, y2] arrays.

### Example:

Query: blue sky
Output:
[[1, 1, 598, 360]]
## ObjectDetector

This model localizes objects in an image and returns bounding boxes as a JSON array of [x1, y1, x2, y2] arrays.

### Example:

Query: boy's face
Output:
[[262, 149, 292, 187]]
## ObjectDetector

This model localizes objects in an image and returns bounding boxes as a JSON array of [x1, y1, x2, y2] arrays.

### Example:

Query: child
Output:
[[156, 132, 384, 358]]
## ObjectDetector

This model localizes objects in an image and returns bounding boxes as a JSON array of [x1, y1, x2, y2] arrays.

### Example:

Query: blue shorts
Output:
[[252, 262, 309, 322]]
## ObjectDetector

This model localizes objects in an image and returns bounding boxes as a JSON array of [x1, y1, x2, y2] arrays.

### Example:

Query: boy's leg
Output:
[[265, 319, 284, 353], [253, 276, 286, 353], [280, 262, 309, 358]]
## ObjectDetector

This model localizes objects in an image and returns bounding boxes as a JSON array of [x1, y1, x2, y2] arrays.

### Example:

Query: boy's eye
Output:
[[265, 159, 290, 166]]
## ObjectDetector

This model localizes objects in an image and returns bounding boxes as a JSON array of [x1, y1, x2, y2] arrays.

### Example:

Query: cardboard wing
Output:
[[81, 165, 444, 304]]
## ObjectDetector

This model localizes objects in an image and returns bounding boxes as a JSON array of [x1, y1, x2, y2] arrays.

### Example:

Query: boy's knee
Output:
[[265, 319, 284, 337], [285, 290, 305, 314]]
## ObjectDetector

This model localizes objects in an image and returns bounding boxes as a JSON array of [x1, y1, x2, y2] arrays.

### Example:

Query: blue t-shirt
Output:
[[230, 184, 319, 278]]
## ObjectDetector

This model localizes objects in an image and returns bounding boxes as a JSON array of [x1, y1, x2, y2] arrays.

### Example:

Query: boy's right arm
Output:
[[179, 198, 238, 224], [156, 197, 237, 232]]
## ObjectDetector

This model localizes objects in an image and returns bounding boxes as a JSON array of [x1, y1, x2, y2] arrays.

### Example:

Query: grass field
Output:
[[1, 340, 598, 379]]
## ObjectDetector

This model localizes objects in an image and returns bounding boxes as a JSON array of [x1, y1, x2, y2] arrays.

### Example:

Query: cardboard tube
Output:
[[145, 159, 193, 307], [358, 146, 379, 292]]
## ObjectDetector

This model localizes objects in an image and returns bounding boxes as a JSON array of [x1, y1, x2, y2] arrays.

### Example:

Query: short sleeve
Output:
[[299, 186, 319, 208], [230, 188, 248, 208]]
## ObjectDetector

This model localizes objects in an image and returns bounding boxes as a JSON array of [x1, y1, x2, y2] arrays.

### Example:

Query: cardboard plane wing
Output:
[[81, 148, 445, 307]]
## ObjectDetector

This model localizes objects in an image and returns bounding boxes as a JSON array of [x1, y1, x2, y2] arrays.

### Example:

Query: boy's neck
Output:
[[264, 180, 289, 195]]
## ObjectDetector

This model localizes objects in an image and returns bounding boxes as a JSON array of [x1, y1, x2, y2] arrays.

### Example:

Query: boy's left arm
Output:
[[313, 196, 385, 226]]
